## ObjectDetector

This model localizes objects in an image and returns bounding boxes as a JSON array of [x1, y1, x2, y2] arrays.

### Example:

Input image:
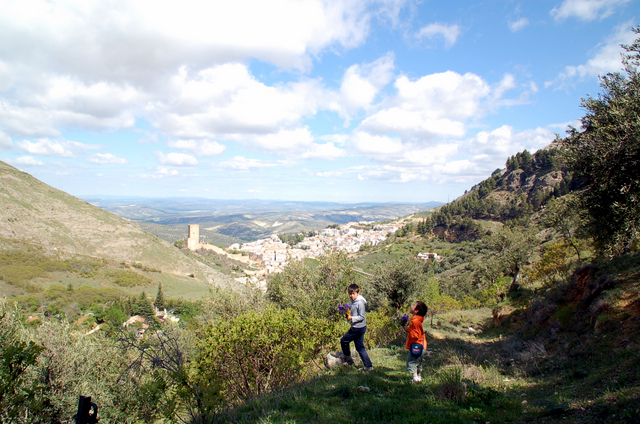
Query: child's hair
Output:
[[415, 301, 428, 317], [348, 284, 360, 294]]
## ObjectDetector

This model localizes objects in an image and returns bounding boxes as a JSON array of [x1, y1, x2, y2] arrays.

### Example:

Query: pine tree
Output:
[[136, 291, 156, 322], [154, 283, 166, 311]]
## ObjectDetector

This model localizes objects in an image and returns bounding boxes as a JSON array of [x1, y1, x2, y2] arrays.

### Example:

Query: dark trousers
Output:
[[340, 326, 373, 368]]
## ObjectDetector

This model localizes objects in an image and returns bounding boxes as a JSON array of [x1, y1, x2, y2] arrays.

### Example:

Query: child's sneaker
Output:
[[412, 375, 422, 383]]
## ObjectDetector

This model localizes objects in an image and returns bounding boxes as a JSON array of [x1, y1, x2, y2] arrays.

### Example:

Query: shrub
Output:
[[365, 310, 400, 348], [105, 269, 152, 287], [0, 301, 44, 422], [367, 256, 428, 310], [197, 306, 331, 402], [267, 251, 358, 320]]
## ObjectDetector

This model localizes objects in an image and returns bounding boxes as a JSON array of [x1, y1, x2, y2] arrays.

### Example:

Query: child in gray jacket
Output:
[[340, 284, 374, 370]]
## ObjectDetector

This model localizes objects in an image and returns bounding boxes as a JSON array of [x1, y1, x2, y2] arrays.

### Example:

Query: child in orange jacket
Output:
[[403, 301, 427, 382]]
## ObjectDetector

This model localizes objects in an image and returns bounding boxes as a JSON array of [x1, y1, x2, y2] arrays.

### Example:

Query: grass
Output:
[[217, 344, 523, 423], [213, 291, 640, 424]]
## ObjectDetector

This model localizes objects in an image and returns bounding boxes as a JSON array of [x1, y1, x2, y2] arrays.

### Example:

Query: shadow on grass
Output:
[[216, 303, 640, 424]]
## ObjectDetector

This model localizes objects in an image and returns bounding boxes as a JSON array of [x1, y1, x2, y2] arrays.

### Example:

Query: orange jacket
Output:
[[405, 315, 427, 350]]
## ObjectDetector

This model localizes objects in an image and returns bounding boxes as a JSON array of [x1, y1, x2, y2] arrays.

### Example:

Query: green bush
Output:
[[197, 306, 333, 402], [365, 310, 401, 348], [0, 251, 69, 291], [105, 269, 152, 287], [0, 301, 44, 422], [367, 256, 428, 310], [267, 251, 358, 320]]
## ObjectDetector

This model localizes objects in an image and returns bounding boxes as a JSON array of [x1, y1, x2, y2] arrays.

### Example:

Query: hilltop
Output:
[[0, 160, 234, 291]]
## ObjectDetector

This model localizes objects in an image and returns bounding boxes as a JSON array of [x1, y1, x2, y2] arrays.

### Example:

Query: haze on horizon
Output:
[[0, 0, 637, 203]]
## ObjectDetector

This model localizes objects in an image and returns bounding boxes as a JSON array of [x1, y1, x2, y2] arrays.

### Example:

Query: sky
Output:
[[0, 0, 638, 203]]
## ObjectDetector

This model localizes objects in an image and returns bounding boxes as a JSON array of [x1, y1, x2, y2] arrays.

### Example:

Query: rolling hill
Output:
[[0, 161, 234, 290]]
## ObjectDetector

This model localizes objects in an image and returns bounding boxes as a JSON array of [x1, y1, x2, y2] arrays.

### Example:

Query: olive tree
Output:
[[562, 26, 640, 256]]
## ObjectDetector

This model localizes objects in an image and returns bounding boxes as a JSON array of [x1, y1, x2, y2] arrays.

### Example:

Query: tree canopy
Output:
[[562, 26, 640, 256]]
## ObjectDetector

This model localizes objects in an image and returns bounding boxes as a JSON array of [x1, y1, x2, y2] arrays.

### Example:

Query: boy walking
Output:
[[404, 301, 427, 382], [340, 284, 374, 371]]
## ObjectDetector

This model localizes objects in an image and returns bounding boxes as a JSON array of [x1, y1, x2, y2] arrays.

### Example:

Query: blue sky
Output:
[[0, 0, 638, 203]]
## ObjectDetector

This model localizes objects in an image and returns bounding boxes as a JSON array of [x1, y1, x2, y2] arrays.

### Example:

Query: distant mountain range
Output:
[[82, 197, 444, 243]]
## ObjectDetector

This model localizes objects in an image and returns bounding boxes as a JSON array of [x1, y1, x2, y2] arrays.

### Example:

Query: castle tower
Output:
[[186, 224, 200, 250]]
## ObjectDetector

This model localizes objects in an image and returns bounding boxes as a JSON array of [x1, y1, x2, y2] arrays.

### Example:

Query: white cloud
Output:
[[87, 153, 129, 164], [155, 152, 198, 166], [168, 139, 226, 157], [394, 71, 490, 120], [16, 138, 97, 157], [0, 0, 382, 81], [333, 53, 395, 122], [316, 170, 344, 178], [417, 23, 461, 48], [0, 131, 12, 151], [138, 167, 180, 179], [302, 142, 346, 160], [0, 78, 140, 137], [508, 18, 529, 32], [360, 108, 465, 138], [551, 0, 630, 21], [0, 0, 410, 140], [246, 127, 315, 153], [154, 64, 323, 139], [468, 125, 554, 170], [343, 124, 555, 184], [351, 132, 404, 156], [548, 22, 636, 87], [13, 156, 44, 166], [357, 71, 492, 141], [217, 156, 283, 171]]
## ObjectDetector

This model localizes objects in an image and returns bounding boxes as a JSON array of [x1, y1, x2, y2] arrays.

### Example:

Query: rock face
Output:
[[0, 161, 233, 287], [495, 168, 565, 204]]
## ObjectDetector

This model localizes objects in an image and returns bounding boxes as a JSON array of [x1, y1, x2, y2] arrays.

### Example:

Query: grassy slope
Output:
[[0, 161, 236, 293], [216, 250, 640, 423]]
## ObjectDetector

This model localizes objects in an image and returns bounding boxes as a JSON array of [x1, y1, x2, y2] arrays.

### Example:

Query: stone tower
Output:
[[186, 224, 200, 250]]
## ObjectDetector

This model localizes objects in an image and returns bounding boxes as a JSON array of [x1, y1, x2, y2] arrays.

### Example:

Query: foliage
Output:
[[528, 242, 574, 287], [364, 310, 400, 348], [267, 251, 358, 320], [367, 256, 428, 310], [485, 225, 537, 292], [134, 292, 157, 322], [201, 284, 266, 322], [105, 269, 152, 287], [116, 322, 217, 424], [562, 27, 640, 256], [98, 302, 128, 329], [278, 231, 315, 246], [197, 306, 333, 403], [0, 301, 44, 422], [154, 282, 166, 310], [29, 321, 133, 424], [131, 262, 161, 272], [14, 285, 123, 317], [0, 251, 69, 292], [540, 194, 589, 261], [420, 279, 461, 324]]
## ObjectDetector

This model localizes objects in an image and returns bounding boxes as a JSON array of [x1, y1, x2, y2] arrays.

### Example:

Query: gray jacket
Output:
[[350, 295, 367, 329]]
